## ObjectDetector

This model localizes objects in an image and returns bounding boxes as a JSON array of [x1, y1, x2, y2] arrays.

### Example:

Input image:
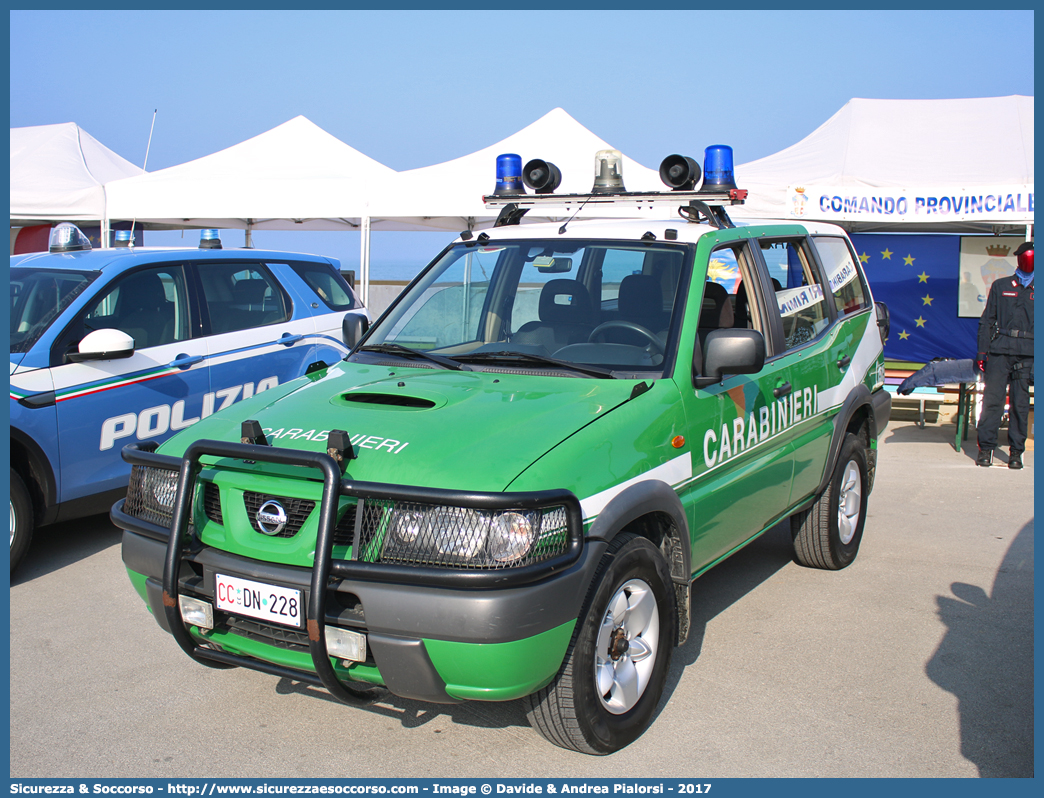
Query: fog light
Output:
[[326, 626, 367, 664], [179, 595, 214, 630]]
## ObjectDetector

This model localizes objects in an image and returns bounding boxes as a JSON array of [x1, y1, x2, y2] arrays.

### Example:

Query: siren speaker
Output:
[[523, 159, 562, 194], [659, 155, 701, 191]]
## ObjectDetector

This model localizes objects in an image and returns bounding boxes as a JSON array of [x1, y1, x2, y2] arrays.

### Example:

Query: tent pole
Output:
[[360, 216, 372, 306]]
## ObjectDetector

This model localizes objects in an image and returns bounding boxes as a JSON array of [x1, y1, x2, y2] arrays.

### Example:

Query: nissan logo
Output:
[[256, 500, 288, 536]]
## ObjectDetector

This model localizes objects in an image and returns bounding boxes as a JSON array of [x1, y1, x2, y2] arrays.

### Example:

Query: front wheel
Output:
[[524, 533, 675, 754], [791, 433, 868, 570], [10, 468, 34, 573]]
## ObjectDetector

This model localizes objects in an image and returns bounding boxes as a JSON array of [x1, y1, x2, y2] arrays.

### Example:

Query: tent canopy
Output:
[[105, 116, 396, 231], [366, 108, 663, 231], [734, 96, 1034, 232], [11, 122, 144, 224]]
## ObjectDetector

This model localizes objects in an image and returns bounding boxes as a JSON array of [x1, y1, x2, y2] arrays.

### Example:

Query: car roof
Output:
[[10, 245, 338, 273]]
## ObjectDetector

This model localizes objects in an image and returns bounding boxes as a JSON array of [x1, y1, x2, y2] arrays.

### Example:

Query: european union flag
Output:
[[851, 234, 978, 363]]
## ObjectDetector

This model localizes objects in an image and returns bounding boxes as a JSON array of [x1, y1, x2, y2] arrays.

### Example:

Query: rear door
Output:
[[195, 260, 321, 413], [754, 233, 837, 507]]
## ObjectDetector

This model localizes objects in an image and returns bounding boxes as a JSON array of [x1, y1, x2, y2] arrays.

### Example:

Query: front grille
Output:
[[243, 492, 315, 538], [333, 504, 356, 547], [219, 615, 311, 652], [202, 482, 223, 524], [217, 614, 375, 665]]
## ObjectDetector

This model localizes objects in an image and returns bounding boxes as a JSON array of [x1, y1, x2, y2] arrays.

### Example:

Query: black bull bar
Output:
[[118, 439, 584, 705]]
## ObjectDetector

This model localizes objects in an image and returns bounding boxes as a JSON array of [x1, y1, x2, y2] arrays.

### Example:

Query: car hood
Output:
[[159, 361, 642, 493]]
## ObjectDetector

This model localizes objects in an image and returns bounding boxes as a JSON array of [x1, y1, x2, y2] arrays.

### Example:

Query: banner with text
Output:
[[788, 185, 1033, 224]]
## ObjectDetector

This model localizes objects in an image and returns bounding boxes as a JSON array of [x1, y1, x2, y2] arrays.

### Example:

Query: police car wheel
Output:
[[791, 433, 867, 570], [524, 533, 675, 754], [10, 468, 34, 573]]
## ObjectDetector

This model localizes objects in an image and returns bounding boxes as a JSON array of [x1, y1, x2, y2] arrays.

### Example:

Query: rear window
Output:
[[287, 262, 361, 311]]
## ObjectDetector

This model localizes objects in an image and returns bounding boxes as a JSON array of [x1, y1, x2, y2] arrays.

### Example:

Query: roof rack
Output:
[[485, 189, 747, 230]]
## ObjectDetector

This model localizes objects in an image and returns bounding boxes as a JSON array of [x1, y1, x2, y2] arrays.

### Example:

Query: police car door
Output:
[[755, 234, 836, 508], [51, 263, 208, 503], [195, 260, 319, 416], [682, 236, 795, 566]]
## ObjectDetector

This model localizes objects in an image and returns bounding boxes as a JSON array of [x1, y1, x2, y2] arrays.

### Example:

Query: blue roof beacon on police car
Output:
[[9, 224, 370, 572]]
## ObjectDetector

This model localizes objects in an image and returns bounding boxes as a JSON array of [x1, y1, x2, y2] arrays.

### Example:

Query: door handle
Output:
[[773, 382, 792, 399], [837, 355, 851, 370], [169, 354, 204, 369], [279, 333, 304, 346]]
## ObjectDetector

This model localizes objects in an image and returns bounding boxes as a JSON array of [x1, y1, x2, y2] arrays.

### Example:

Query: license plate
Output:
[[215, 573, 302, 628]]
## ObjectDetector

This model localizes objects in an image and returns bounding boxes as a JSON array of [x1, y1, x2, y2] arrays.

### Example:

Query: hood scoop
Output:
[[339, 391, 436, 409]]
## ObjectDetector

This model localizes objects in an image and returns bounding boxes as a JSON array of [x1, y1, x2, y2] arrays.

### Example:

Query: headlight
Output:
[[126, 465, 181, 528], [431, 507, 486, 559], [488, 512, 536, 563], [374, 503, 566, 569]]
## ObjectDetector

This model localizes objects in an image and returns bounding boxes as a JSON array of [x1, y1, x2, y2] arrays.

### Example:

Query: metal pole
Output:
[[360, 216, 372, 306]]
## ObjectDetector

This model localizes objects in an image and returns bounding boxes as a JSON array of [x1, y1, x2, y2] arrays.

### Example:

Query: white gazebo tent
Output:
[[10, 122, 145, 230], [105, 115, 399, 303], [105, 115, 396, 236], [366, 107, 664, 233], [733, 96, 1034, 236]]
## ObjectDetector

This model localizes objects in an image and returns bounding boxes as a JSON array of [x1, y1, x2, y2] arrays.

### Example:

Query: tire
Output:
[[791, 433, 867, 570], [10, 468, 34, 573], [524, 533, 675, 754]]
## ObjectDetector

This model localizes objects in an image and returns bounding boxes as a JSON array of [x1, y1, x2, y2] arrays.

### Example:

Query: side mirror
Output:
[[694, 328, 765, 388], [875, 301, 890, 344], [342, 312, 370, 350], [66, 328, 135, 363]]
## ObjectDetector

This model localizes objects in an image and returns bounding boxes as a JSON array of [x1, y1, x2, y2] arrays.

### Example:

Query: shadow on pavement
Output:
[[661, 521, 794, 702], [11, 512, 122, 586], [925, 520, 1035, 777]]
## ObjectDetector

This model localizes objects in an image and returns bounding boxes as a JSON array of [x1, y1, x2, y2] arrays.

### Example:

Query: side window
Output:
[[812, 236, 870, 317], [286, 262, 360, 311], [760, 238, 830, 351], [83, 265, 190, 350], [701, 243, 766, 340], [198, 263, 291, 334]]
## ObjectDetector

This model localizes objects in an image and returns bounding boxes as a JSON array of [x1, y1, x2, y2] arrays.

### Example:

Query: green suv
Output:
[[114, 161, 890, 754]]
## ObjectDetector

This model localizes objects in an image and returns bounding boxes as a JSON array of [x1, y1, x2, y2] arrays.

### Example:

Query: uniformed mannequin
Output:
[[976, 241, 1034, 468]]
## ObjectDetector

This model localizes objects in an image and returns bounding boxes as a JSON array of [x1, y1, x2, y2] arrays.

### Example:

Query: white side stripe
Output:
[[580, 453, 692, 521]]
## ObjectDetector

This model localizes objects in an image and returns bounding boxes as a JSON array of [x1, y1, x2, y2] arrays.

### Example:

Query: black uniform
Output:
[[977, 272, 1034, 455]]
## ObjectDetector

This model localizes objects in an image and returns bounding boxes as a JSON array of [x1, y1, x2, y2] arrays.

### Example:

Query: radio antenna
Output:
[[129, 109, 157, 243]]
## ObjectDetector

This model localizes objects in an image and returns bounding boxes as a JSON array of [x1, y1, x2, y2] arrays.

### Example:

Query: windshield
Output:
[[356, 239, 690, 376], [10, 267, 99, 354]]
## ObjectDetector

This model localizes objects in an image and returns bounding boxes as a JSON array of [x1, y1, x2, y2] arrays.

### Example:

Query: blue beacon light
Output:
[[199, 229, 223, 249], [493, 153, 526, 196], [701, 145, 737, 191]]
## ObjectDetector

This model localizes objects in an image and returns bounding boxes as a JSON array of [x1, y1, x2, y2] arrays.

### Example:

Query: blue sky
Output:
[[10, 9, 1035, 277]]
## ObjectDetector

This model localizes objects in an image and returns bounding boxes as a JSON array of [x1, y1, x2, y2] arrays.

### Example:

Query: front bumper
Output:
[[113, 440, 592, 705]]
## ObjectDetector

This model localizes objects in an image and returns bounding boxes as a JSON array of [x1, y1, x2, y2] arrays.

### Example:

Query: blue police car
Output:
[[9, 224, 369, 572]]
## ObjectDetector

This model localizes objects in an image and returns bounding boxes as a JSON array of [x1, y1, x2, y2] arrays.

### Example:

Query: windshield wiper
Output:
[[358, 343, 465, 371], [455, 351, 615, 379]]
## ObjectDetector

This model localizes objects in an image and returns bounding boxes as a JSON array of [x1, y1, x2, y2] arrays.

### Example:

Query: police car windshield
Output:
[[360, 239, 688, 376], [10, 268, 99, 354]]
